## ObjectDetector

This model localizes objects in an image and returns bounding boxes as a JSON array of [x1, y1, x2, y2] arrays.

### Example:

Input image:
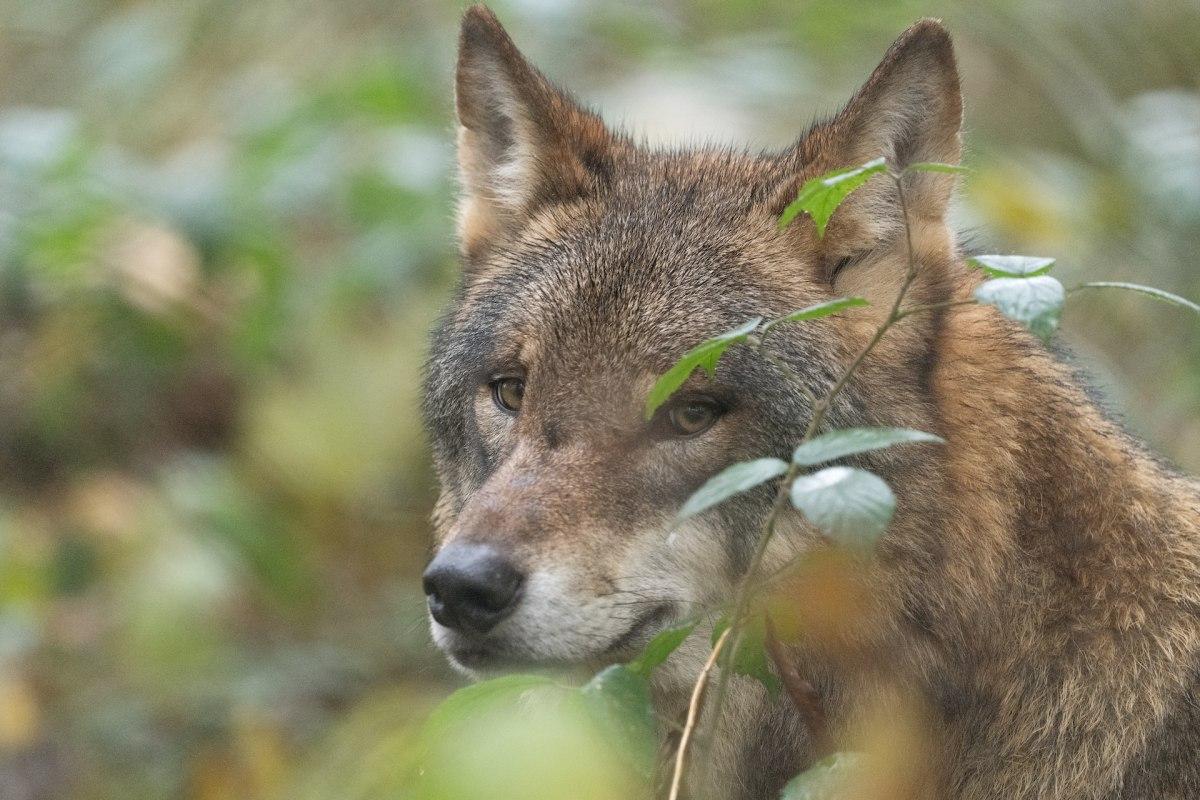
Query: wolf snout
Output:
[[422, 543, 525, 635]]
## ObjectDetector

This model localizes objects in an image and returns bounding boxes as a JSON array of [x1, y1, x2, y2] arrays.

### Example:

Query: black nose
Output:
[[422, 543, 524, 634]]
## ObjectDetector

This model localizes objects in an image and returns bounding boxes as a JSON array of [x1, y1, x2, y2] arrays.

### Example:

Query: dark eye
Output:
[[666, 400, 721, 437], [491, 377, 525, 414]]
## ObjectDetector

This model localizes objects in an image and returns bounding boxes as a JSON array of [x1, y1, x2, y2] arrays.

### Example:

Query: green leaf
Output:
[[789, 466, 895, 548], [761, 297, 869, 334], [903, 161, 970, 175], [644, 317, 762, 419], [711, 614, 781, 697], [780, 752, 865, 800], [677, 458, 789, 521], [1071, 282, 1200, 316], [580, 665, 657, 778], [627, 619, 697, 678], [792, 427, 944, 467], [974, 275, 1065, 341], [778, 157, 888, 237], [420, 674, 561, 744], [968, 254, 1056, 278]]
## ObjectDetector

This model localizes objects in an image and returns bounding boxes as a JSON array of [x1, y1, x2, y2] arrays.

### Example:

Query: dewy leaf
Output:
[[790, 466, 896, 549], [968, 255, 1056, 278], [792, 427, 944, 467], [710, 613, 781, 697], [1072, 282, 1200, 316], [778, 157, 888, 237], [677, 457, 789, 522], [761, 297, 869, 334], [903, 161, 970, 175], [974, 275, 1065, 341], [780, 752, 866, 800], [644, 317, 762, 419], [580, 665, 657, 778], [627, 619, 697, 678]]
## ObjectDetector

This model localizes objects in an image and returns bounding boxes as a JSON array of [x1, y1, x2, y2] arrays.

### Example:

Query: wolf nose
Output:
[[422, 543, 525, 634]]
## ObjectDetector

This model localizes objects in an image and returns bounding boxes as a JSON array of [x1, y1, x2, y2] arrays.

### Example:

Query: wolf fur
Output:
[[422, 6, 1200, 798]]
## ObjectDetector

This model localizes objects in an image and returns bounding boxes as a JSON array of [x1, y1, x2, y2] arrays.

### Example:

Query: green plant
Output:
[[407, 159, 1199, 800]]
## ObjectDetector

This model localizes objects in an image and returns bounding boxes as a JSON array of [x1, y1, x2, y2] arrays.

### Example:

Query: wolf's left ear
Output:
[[455, 5, 613, 260], [781, 20, 962, 234]]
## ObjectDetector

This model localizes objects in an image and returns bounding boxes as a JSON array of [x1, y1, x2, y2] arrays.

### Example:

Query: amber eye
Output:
[[666, 400, 721, 437], [491, 377, 525, 414]]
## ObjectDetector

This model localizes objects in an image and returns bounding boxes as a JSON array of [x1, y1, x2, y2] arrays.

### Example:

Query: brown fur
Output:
[[424, 7, 1200, 798]]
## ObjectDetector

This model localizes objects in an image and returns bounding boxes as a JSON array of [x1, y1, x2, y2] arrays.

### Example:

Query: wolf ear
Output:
[[455, 5, 613, 260], [777, 19, 962, 246]]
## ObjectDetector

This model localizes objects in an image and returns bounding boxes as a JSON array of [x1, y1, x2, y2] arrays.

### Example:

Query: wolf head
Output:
[[422, 5, 962, 676]]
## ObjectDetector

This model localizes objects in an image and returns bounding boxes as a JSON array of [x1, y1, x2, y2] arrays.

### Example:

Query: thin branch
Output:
[[763, 615, 829, 758], [668, 626, 732, 800], [677, 170, 928, 794]]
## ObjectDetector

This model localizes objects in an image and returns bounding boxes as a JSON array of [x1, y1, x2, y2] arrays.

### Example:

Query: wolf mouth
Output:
[[446, 603, 675, 672]]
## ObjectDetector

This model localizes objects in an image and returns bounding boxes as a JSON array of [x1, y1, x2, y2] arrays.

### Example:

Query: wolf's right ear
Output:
[[455, 6, 613, 261]]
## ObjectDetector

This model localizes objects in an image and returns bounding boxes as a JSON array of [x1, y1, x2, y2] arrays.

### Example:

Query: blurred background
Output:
[[0, 0, 1196, 798]]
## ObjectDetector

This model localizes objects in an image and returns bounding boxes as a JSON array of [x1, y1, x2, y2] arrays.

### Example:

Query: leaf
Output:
[[1071, 282, 1200, 316], [420, 674, 561, 745], [792, 427, 944, 467], [974, 275, 1065, 341], [778, 157, 889, 237], [780, 752, 865, 800], [677, 458, 789, 521], [968, 254, 1056, 278], [903, 161, 970, 175], [789, 466, 895, 549], [644, 317, 762, 419], [760, 297, 869, 334], [580, 665, 657, 778], [627, 619, 697, 678], [711, 614, 781, 697]]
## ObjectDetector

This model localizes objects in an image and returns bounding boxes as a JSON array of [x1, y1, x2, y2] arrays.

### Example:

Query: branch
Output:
[[673, 169, 933, 794], [668, 626, 732, 800], [764, 615, 829, 758]]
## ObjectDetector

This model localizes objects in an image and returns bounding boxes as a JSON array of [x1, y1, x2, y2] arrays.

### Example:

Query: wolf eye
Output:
[[491, 377, 525, 414], [666, 400, 721, 437]]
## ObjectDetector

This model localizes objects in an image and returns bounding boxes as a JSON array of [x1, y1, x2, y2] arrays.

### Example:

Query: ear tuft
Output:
[[838, 18, 962, 170], [454, 5, 613, 263]]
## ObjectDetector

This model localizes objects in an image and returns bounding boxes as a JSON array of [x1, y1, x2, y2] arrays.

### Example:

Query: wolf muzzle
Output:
[[422, 542, 525, 635]]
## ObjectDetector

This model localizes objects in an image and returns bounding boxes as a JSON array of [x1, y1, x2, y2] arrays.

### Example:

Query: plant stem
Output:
[[668, 626, 732, 800], [672, 170, 926, 796]]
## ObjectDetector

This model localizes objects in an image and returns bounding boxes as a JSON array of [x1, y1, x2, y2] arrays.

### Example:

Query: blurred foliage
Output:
[[0, 0, 1197, 798]]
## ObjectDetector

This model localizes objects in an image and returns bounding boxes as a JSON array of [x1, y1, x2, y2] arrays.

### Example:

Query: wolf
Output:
[[421, 6, 1200, 799]]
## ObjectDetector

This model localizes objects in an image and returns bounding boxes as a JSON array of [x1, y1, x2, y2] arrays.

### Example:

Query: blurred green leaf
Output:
[[790, 466, 895, 548], [779, 158, 887, 237], [780, 752, 865, 800], [627, 619, 697, 678], [645, 317, 761, 419], [677, 458, 788, 521], [1071, 282, 1200, 316], [968, 255, 1056, 278], [792, 428, 943, 467], [974, 275, 1065, 341], [580, 665, 657, 777]]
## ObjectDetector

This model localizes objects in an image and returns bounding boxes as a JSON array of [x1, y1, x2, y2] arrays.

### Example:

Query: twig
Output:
[[675, 169, 930, 794], [668, 626, 732, 800], [763, 615, 829, 758]]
